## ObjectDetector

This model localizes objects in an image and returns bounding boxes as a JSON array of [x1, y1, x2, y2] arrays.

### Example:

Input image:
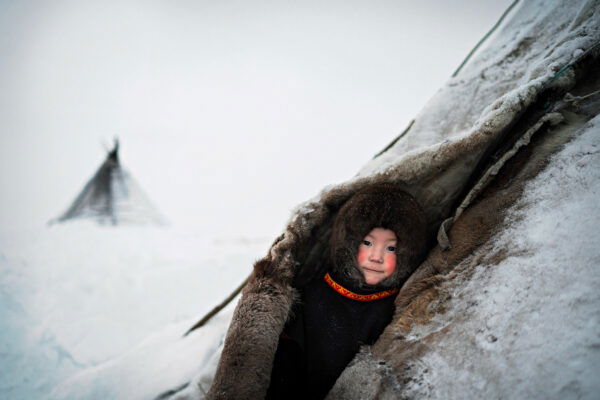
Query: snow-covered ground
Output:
[[0, 224, 266, 399]]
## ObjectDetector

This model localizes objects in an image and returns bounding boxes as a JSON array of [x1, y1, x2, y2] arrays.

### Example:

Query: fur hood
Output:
[[329, 183, 427, 290]]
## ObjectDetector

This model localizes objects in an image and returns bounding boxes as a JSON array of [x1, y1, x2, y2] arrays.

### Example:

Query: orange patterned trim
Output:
[[324, 273, 399, 301]]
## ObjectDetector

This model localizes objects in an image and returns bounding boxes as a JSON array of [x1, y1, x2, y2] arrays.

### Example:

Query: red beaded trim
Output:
[[324, 273, 399, 301]]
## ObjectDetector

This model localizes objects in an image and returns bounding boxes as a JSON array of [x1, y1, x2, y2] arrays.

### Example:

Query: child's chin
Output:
[[363, 275, 383, 285]]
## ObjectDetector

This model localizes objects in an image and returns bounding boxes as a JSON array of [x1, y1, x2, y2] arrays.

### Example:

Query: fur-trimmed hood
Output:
[[329, 183, 427, 290]]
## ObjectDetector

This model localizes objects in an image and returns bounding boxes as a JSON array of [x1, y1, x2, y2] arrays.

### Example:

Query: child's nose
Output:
[[369, 248, 384, 263]]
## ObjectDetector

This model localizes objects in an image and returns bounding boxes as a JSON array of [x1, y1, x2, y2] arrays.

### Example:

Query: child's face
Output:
[[356, 227, 397, 285]]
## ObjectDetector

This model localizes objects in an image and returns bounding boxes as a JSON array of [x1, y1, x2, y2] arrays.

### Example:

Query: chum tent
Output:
[[50, 140, 166, 226], [199, 1, 600, 399]]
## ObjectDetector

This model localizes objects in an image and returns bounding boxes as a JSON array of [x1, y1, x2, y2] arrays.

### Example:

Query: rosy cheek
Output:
[[384, 254, 396, 270], [356, 247, 368, 264]]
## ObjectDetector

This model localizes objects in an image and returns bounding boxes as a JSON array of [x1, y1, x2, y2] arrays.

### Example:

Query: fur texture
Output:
[[207, 258, 295, 400], [206, 184, 427, 400], [204, 134, 572, 399], [327, 59, 600, 399], [262, 184, 427, 399], [327, 114, 583, 399], [329, 184, 427, 290]]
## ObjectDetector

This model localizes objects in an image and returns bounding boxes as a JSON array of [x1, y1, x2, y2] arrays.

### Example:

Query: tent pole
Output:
[[183, 275, 250, 337]]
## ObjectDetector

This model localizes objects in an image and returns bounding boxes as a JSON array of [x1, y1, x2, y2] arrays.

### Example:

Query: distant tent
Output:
[[50, 140, 166, 226]]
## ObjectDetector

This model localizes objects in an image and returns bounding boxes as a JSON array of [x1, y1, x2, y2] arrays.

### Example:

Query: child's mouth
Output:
[[362, 266, 384, 274]]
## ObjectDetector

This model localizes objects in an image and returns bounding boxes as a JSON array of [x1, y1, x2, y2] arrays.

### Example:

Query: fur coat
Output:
[[266, 184, 427, 399]]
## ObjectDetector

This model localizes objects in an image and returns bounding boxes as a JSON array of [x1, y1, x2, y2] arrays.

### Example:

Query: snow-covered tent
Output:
[[50, 140, 166, 226], [202, 1, 600, 399]]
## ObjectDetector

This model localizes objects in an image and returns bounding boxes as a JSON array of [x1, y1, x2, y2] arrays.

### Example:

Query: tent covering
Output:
[[204, 0, 600, 399]]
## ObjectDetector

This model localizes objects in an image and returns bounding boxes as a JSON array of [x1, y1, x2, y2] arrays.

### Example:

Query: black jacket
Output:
[[267, 269, 397, 400]]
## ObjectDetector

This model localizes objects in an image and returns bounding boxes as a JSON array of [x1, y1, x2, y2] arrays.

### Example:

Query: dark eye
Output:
[[387, 246, 396, 252], [362, 240, 372, 246]]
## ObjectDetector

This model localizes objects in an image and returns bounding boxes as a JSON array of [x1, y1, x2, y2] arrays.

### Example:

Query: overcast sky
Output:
[[0, 0, 513, 238]]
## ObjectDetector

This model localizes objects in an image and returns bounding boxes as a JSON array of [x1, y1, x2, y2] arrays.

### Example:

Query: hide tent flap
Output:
[[198, 1, 600, 399], [50, 140, 166, 226]]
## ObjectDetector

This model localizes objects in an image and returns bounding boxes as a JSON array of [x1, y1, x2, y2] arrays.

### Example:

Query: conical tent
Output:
[[202, 1, 600, 398], [51, 140, 166, 226]]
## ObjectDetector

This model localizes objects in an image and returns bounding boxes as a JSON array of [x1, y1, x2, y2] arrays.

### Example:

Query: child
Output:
[[266, 183, 427, 399]]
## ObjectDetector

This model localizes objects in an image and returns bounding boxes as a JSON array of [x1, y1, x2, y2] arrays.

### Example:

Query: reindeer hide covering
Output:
[[206, 1, 600, 398]]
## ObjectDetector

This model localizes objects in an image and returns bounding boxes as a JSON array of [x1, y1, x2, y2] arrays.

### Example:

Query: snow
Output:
[[400, 115, 600, 400], [0, 225, 264, 399], [52, 312, 232, 400]]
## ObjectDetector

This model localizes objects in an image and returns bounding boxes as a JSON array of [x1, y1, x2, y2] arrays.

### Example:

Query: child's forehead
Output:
[[364, 227, 397, 240]]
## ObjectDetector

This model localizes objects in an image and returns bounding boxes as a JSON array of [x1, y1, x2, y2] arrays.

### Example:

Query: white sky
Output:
[[0, 0, 512, 238]]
